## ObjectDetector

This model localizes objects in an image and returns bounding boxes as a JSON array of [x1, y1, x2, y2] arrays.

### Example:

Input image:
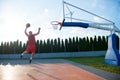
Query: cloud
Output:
[[91, 0, 97, 7], [44, 8, 48, 13]]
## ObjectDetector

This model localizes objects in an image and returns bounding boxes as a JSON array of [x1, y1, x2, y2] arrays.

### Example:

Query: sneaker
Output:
[[29, 59, 32, 64], [20, 55, 23, 59]]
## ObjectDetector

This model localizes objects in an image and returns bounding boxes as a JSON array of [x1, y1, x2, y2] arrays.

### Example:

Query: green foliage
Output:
[[0, 40, 26, 54], [0, 36, 109, 54], [67, 56, 120, 74]]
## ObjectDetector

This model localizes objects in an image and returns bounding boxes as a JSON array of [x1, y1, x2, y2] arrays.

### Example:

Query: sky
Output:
[[0, 0, 120, 43]]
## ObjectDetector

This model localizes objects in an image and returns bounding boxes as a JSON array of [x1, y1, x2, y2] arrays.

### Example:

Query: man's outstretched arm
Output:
[[25, 27, 29, 36], [34, 27, 41, 36]]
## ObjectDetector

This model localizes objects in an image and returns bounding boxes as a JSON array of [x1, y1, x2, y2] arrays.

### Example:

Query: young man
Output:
[[20, 23, 41, 63]]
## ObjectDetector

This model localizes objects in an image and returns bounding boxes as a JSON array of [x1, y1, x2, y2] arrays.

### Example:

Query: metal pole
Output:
[[119, 33, 120, 54], [63, 0, 65, 19], [65, 4, 73, 22], [64, 1, 114, 24], [89, 23, 120, 33]]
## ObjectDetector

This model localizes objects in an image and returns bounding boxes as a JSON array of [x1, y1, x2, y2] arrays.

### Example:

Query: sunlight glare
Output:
[[2, 63, 15, 80]]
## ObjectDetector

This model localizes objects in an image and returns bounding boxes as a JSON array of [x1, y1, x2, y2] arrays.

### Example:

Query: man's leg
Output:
[[29, 46, 35, 63], [20, 51, 28, 59], [29, 53, 34, 63]]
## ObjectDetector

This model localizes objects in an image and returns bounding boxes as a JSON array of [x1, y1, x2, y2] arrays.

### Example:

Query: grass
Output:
[[67, 56, 120, 74]]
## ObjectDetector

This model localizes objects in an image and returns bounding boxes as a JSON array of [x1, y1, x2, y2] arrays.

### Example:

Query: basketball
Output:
[[26, 23, 30, 28]]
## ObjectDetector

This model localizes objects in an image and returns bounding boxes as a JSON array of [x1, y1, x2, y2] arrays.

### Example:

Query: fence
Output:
[[0, 51, 106, 59]]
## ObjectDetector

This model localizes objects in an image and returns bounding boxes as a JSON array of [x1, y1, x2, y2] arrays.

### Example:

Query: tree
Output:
[[86, 37, 91, 51], [0, 42, 4, 53], [75, 37, 79, 51], [46, 39, 51, 53], [36, 40, 40, 53], [68, 37, 73, 52], [93, 36, 98, 51], [102, 36, 107, 50], [65, 39, 68, 52], [0, 35, 109, 54], [97, 36, 103, 50], [57, 38, 61, 52], [53, 39, 58, 52], [50, 39, 54, 52], [39, 40, 44, 53], [61, 39, 65, 52], [90, 37, 94, 51]]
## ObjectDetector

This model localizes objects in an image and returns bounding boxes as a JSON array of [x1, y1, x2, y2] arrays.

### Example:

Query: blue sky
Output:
[[0, 0, 120, 43]]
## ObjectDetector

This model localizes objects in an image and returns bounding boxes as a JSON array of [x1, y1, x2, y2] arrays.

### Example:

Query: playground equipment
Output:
[[51, 1, 120, 66]]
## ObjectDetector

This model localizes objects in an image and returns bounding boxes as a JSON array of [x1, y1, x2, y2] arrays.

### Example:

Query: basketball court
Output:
[[0, 59, 105, 80], [1, 58, 120, 80]]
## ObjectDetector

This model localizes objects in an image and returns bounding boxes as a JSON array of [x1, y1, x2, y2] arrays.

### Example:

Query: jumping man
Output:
[[20, 23, 41, 63]]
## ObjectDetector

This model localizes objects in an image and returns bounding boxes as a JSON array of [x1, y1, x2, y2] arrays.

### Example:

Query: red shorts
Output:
[[25, 45, 35, 54]]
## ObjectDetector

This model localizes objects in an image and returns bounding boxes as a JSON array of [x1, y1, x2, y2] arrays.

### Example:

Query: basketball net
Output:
[[51, 21, 62, 30]]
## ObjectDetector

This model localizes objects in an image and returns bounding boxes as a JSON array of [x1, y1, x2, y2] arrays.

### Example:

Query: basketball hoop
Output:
[[51, 21, 62, 30]]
